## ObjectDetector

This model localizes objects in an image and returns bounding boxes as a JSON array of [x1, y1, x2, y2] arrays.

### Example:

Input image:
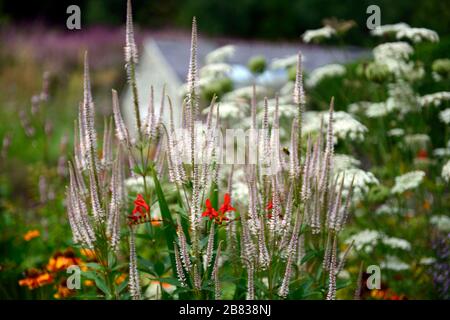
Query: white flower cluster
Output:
[[439, 108, 450, 124], [270, 55, 298, 69], [373, 42, 413, 61], [391, 170, 425, 194], [430, 215, 450, 232], [303, 111, 367, 143], [371, 23, 410, 37], [345, 229, 411, 253], [333, 154, 361, 172], [200, 63, 232, 78], [333, 111, 368, 142], [371, 23, 439, 44], [397, 27, 439, 44], [442, 160, 450, 183], [335, 168, 379, 199], [372, 42, 424, 81], [306, 64, 346, 87], [387, 128, 405, 137], [419, 91, 450, 107], [380, 255, 410, 271], [205, 45, 235, 64], [302, 26, 336, 43]]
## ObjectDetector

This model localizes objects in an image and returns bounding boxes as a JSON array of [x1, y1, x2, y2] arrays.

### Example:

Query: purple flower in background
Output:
[[431, 232, 450, 299]]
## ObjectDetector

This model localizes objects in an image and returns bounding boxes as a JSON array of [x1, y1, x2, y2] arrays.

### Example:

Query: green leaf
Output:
[[94, 276, 111, 297], [151, 168, 177, 277]]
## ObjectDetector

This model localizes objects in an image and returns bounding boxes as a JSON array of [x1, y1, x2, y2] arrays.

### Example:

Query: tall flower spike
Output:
[[144, 85, 155, 137], [187, 17, 199, 108], [246, 263, 255, 300], [112, 89, 130, 146], [205, 223, 215, 268], [289, 119, 300, 179], [326, 234, 338, 300], [82, 52, 104, 222], [129, 226, 141, 300], [125, 0, 141, 139], [212, 241, 223, 300], [125, 0, 138, 65], [293, 51, 306, 106], [174, 242, 187, 287], [177, 221, 192, 272]]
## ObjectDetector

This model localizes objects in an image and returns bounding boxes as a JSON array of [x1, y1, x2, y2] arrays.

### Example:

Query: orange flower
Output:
[[115, 273, 127, 285], [54, 279, 75, 299], [80, 248, 97, 261], [202, 199, 218, 220], [18, 269, 54, 290], [128, 194, 151, 225], [46, 249, 81, 272], [23, 229, 40, 241]]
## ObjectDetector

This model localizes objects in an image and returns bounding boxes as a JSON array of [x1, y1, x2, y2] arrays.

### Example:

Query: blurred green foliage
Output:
[[1, 0, 450, 44]]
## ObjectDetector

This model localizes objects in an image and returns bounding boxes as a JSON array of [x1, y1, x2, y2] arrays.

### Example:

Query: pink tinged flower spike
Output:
[[211, 241, 223, 300], [112, 89, 131, 147], [258, 216, 270, 269], [279, 249, 294, 298], [328, 173, 345, 231], [326, 234, 338, 300], [124, 0, 141, 139], [76, 106, 87, 170], [177, 221, 192, 272], [205, 223, 215, 269], [187, 17, 199, 109], [174, 242, 187, 287], [82, 52, 99, 174], [319, 97, 335, 194], [301, 135, 313, 201], [67, 192, 83, 246], [101, 117, 113, 169], [289, 119, 300, 180], [246, 263, 255, 300], [129, 226, 142, 300], [107, 158, 122, 251], [125, 0, 138, 66], [322, 232, 332, 271], [144, 85, 155, 137], [293, 51, 306, 106], [193, 264, 201, 290], [68, 161, 95, 248]]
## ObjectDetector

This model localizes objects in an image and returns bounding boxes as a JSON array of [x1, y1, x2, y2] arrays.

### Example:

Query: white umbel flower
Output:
[[302, 26, 336, 43], [205, 45, 235, 64], [306, 64, 346, 87], [391, 170, 425, 194], [419, 92, 450, 107], [442, 160, 450, 183], [430, 215, 450, 232], [396, 27, 439, 43], [380, 255, 409, 271], [371, 23, 410, 37], [439, 108, 450, 124]]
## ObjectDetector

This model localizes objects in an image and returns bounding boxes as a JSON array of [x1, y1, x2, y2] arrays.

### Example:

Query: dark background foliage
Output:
[[1, 0, 449, 43]]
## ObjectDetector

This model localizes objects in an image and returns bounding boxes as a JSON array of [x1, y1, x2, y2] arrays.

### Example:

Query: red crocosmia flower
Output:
[[202, 199, 218, 220], [219, 193, 236, 214], [128, 194, 150, 224], [266, 200, 273, 218], [416, 149, 428, 159]]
